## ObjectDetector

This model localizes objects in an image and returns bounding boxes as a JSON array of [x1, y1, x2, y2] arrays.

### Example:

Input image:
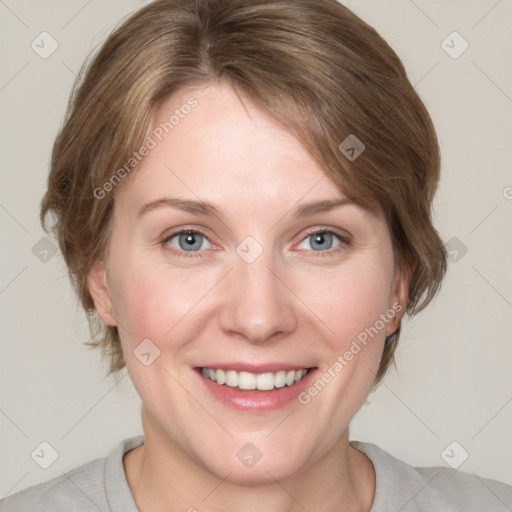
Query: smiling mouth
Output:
[[197, 367, 314, 391]]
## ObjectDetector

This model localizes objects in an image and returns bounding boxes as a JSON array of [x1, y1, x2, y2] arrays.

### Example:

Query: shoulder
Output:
[[0, 436, 144, 512], [0, 458, 106, 511], [351, 440, 512, 512]]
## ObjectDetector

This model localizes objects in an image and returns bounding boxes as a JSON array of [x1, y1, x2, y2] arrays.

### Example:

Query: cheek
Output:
[[299, 260, 394, 348], [108, 257, 220, 344], [110, 271, 177, 340]]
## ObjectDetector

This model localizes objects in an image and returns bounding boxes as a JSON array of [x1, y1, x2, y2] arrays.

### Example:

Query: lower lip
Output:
[[195, 368, 316, 413]]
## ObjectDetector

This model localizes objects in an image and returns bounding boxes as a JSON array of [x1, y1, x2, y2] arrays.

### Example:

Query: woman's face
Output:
[[89, 81, 408, 483]]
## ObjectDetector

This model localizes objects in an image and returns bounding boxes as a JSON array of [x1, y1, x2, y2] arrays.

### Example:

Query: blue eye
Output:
[[161, 228, 350, 259], [298, 230, 348, 254], [165, 230, 212, 255]]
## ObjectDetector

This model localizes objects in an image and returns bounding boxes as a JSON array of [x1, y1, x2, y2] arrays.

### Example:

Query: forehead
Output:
[[119, 82, 345, 208]]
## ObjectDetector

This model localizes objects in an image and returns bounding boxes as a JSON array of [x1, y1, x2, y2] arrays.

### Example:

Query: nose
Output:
[[218, 247, 298, 345]]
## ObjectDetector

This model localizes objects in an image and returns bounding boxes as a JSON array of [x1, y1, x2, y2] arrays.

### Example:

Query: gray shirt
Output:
[[1, 435, 511, 511]]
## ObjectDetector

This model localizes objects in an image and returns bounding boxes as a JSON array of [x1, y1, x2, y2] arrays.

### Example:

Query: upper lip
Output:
[[196, 363, 316, 373]]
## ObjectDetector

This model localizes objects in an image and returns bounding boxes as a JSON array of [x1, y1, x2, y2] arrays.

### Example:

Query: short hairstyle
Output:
[[41, 0, 448, 386]]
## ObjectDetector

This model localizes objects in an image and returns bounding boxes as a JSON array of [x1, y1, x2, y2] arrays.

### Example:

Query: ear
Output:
[[87, 260, 117, 326], [386, 256, 416, 336]]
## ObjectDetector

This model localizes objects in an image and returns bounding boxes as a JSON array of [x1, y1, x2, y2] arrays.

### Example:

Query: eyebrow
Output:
[[137, 195, 355, 219]]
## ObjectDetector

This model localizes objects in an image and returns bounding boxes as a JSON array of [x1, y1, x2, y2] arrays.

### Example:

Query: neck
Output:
[[123, 411, 375, 512]]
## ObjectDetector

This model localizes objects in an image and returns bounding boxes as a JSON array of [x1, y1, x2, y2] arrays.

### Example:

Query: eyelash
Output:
[[160, 228, 351, 259]]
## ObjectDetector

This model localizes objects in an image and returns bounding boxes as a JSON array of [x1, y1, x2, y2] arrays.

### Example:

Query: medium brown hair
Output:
[[41, 0, 448, 385]]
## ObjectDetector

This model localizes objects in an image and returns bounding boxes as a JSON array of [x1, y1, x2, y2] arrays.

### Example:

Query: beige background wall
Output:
[[1, 0, 511, 497]]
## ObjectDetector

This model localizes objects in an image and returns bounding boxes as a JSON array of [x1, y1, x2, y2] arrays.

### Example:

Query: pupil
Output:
[[179, 233, 201, 251], [312, 232, 332, 250]]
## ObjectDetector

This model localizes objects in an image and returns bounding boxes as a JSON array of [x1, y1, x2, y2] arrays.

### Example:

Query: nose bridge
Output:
[[220, 240, 297, 343]]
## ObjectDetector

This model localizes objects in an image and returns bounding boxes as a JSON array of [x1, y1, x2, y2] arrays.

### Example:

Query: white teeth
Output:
[[274, 370, 286, 388], [239, 371, 256, 390], [257, 372, 275, 391], [226, 370, 238, 387], [200, 367, 310, 391], [216, 369, 226, 385]]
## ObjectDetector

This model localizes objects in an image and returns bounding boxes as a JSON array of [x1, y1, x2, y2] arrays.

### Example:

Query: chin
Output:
[[197, 438, 309, 486], [212, 458, 304, 487]]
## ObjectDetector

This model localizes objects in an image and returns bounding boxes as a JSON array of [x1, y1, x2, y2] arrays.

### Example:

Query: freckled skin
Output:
[[88, 82, 409, 512]]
